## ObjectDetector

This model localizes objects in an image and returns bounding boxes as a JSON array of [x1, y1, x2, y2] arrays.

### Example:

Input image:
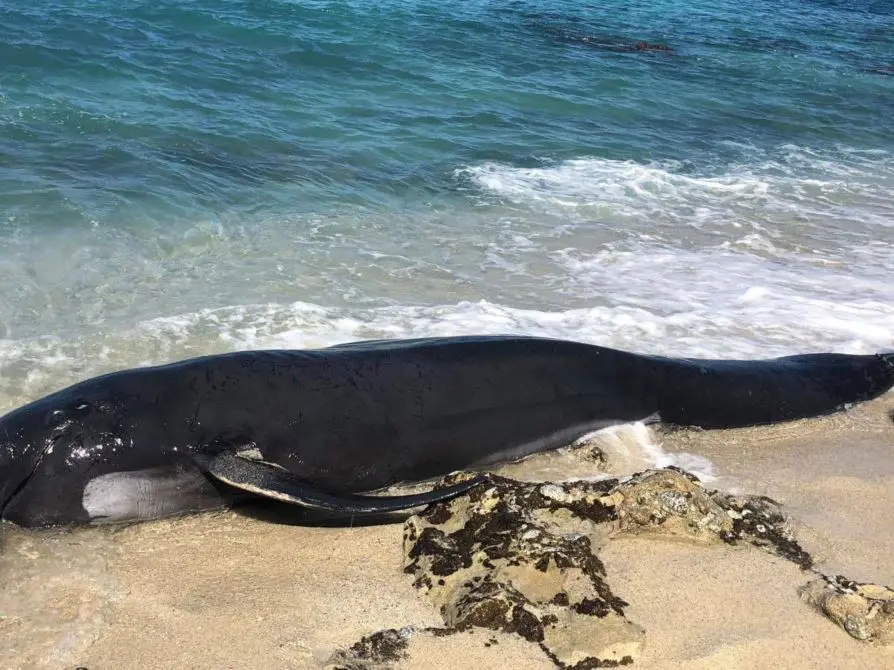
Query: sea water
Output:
[[1, 0, 892, 407]]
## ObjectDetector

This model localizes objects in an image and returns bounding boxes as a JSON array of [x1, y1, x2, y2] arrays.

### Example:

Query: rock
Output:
[[712, 493, 813, 569], [327, 627, 556, 670], [400, 469, 819, 667], [598, 468, 811, 568], [634, 41, 674, 52], [337, 468, 855, 668], [404, 474, 642, 667], [800, 575, 894, 645], [611, 469, 733, 543], [325, 627, 412, 670]]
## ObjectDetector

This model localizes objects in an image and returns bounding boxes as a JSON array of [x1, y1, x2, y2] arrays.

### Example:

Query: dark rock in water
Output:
[[556, 34, 676, 55], [634, 41, 674, 52], [521, 12, 674, 56], [800, 576, 894, 645], [527, 18, 675, 56]]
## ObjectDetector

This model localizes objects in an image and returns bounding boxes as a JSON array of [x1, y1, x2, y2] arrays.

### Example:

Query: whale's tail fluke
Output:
[[654, 350, 894, 429]]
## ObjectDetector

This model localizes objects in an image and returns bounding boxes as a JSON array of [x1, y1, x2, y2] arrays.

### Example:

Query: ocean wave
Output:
[[458, 147, 894, 234], [461, 158, 769, 209], [579, 422, 718, 483]]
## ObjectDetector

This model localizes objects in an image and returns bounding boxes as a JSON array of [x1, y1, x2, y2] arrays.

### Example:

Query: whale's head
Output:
[[0, 402, 57, 521], [0, 391, 132, 525]]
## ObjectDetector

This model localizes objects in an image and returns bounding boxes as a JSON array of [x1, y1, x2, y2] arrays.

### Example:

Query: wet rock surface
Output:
[[800, 575, 894, 645]]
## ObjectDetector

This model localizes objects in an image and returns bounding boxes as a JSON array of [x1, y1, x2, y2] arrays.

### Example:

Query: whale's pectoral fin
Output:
[[191, 450, 488, 515]]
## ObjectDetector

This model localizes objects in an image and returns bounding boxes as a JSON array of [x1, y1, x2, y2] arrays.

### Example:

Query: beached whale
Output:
[[1, 335, 892, 528]]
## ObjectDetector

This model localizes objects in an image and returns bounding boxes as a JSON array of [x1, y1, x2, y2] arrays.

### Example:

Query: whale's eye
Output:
[[69, 401, 92, 416], [44, 400, 93, 430]]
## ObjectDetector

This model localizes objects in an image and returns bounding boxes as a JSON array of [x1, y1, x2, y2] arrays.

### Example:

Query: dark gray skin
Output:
[[1, 335, 893, 528]]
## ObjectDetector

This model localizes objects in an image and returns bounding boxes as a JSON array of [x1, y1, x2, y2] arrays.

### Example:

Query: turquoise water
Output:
[[1, 0, 892, 404]]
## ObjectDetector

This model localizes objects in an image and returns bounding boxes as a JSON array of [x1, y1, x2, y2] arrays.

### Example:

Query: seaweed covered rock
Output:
[[401, 468, 817, 667], [403, 474, 642, 668], [800, 575, 894, 645], [326, 626, 557, 670], [712, 492, 813, 569], [610, 468, 733, 542], [326, 628, 411, 670], [609, 468, 813, 568], [335, 467, 884, 668]]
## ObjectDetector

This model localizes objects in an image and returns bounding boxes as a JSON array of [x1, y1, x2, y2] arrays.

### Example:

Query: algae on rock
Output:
[[402, 468, 817, 667], [332, 466, 891, 669], [800, 575, 894, 645]]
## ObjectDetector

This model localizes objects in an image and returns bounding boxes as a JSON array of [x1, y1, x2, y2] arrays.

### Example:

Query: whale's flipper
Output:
[[192, 450, 488, 515]]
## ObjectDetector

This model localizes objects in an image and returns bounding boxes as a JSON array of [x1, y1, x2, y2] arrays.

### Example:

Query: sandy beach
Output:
[[2, 392, 893, 670]]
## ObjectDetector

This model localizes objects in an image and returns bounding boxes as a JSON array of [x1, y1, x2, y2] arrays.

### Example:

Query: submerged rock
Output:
[[800, 575, 894, 645], [634, 41, 674, 52]]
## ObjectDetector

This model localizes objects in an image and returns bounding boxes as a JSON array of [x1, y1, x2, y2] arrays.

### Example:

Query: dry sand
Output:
[[1, 394, 893, 670]]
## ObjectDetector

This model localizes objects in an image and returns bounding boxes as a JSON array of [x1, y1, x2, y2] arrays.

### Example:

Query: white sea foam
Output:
[[459, 148, 894, 236], [461, 158, 770, 211], [568, 422, 717, 483], [553, 245, 894, 355]]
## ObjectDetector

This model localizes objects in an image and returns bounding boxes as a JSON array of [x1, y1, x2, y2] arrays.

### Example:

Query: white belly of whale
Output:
[[81, 467, 222, 523]]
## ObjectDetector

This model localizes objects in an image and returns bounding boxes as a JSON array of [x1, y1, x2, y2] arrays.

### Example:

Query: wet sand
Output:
[[1, 394, 893, 669]]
